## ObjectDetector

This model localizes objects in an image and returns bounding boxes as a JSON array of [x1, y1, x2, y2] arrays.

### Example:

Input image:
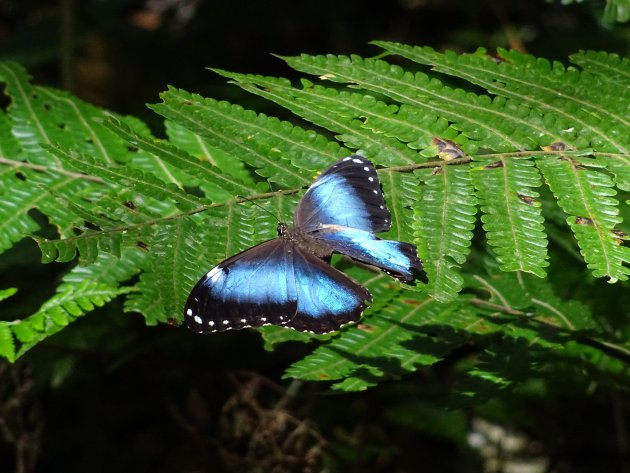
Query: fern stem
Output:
[[0, 156, 104, 183], [382, 156, 472, 173], [468, 297, 523, 316], [379, 149, 627, 174], [38, 188, 302, 246], [480, 150, 627, 159]]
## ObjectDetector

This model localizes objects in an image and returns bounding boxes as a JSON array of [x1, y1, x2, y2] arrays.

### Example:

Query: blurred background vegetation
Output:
[[0, 1, 628, 472]]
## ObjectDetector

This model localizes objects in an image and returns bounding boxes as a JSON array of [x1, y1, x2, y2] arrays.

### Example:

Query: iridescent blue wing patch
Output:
[[185, 239, 297, 333], [184, 238, 371, 334], [309, 227, 425, 283], [294, 156, 391, 234], [284, 247, 371, 333]]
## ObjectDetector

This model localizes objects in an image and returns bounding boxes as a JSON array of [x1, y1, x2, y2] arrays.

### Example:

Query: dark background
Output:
[[0, 1, 628, 472]]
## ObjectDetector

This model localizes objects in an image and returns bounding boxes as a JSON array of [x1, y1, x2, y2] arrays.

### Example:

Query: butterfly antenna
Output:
[[237, 195, 282, 223]]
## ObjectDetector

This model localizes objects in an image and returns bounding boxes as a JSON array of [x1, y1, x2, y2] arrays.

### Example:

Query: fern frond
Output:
[[373, 42, 629, 153], [6, 281, 130, 360], [151, 87, 318, 187], [570, 50, 630, 87], [105, 118, 260, 200], [0, 173, 41, 253], [215, 69, 432, 165], [415, 165, 477, 301], [519, 275, 598, 331], [45, 144, 203, 211], [165, 120, 259, 186], [378, 170, 421, 243], [597, 154, 630, 191], [537, 156, 630, 282], [151, 218, 210, 322], [0, 321, 15, 362], [473, 157, 549, 277], [0, 250, 145, 362], [63, 248, 148, 286], [282, 53, 561, 152], [124, 271, 168, 325], [0, 62, 132, 166], [284, 280, 461, 391], [602, 0, 630, 22]]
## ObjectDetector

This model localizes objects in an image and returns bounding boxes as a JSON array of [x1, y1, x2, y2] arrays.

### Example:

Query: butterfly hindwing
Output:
[[284, 247, 372, 333], [310, 227, 425, 283], [294, 156, 391, 234], [184, 235, 371, 334], [185, 239, 297, 333]]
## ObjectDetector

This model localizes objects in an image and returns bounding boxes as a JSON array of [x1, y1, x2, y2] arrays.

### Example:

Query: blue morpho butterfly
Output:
[[185, 156, 426, 334]]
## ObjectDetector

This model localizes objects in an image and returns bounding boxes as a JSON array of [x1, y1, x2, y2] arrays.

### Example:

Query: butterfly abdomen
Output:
[[281, 225, 334, 261]]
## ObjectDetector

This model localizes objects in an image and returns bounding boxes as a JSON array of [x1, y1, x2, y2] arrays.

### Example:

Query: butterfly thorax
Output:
[[277, 222, 333, 260]]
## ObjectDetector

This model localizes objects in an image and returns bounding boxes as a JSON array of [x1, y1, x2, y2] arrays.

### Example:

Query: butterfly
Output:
[[185, 156, 426, 334]]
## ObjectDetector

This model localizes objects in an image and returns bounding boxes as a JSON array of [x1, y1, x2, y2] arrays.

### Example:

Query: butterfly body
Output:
[[185, 156, 425, 334]]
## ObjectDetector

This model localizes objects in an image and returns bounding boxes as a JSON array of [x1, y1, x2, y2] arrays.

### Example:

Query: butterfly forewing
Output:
[[185, 239, 297, 333], [294, 156, 391, 234]]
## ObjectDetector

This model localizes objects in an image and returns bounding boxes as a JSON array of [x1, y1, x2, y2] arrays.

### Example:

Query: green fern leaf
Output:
[[152, 218, 209, 321], [602, 0, 630, 22], [215, 69, 429, 165], [62, 248, 147, 286], [0, 322, 15, 362], [125, 271, 168, 325], [0, 174, 42, 254], [0, 110, 21, 160], [537, 156, 630, 282], [105, 118, 260, 200], [0, 114, 92, 254], [7, 281, 129, 360], [45, 144, 203, 211], [597, 155, 630, 191], [0, 62, 135, 166], [519, 275, 598, 331], [373, 42, 629, 154], [165, 120, 260, 187], [0, 251, 145, 361], [284, 282, 460, 391], [0, 288, 17, 302], [379, 170, 421, 243], [570, 50, 630, 88], [282, 53, 560, 153], [473, 157, 549, 277], [415, 165, 477, 301], [151, 87, 315, 187]]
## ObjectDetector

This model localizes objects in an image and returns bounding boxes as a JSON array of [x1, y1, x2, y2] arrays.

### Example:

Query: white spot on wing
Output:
[[363, 166, 370, 171], [261, 317, 267, 322], [223, 320, 229, 325], [352, 158, 363, 163], [186, 308, 193, 316], [372, 190, 378, 194], [343, 157, 352, 161], [241, 318, 247, 323], [193, 315, 202, 324], [368, 176, 374, 182], [209, 321, 215, 326], [206, 266, 223, 283]]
